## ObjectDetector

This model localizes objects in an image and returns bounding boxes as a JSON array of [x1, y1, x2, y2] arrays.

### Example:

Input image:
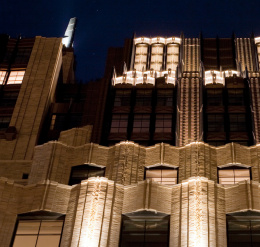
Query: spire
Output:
[[62, 17, 77, 48]]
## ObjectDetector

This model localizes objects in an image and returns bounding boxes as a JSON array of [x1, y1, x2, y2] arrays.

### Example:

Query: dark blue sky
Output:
[[1, 0, 260, 82]]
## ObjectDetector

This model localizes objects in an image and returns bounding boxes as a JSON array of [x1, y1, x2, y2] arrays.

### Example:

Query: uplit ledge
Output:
[[249, 72, 260, 77], [112, 69, 176, 86], [113, 75, 155, 86], [255, 37, 260, 44], [224, 70, 239, 77], [134, 36, 181, 45], [205, 70, 225, 85]]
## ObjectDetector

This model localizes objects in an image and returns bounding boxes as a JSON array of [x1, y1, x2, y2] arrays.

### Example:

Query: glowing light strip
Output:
[[113, 70, 175, 86], [135, 37, 181, 45], [255, 37, 260, 44], [223, 70, 239, 77], [205, 70, 224, 85]]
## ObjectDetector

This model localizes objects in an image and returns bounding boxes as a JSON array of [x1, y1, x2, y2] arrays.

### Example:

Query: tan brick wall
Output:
[[0, 36, 62, 160]]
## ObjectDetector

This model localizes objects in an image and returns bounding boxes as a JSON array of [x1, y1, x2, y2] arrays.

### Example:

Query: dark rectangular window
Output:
[[135, 89, 152, 106], [228, 89, 245, 106], [206, 89, 223, 106], [207, 114, 224, 132], [229, 114, 246, 132], [114, 90, 131, 106], [110, 114, 128, 133], [155, 114, 172, 133], [120, 211, 170, 247], [157, 90, 173, 106], [0, 91, 19, 107], [133, 114, 150, 133], [227, 212, 260, 247]]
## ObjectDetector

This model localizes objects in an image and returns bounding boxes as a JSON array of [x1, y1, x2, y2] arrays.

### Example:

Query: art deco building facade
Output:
[[2, 20, 260, 246]]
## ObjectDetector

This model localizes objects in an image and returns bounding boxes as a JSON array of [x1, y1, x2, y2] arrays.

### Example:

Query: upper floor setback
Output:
[[111, 35, 260, 87]]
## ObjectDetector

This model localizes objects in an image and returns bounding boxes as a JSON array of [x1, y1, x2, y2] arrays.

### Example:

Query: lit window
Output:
[[110, 114, 128, 133], [7, 71, 25, 85], [218, 166, 250, 185], [120, 211, 170, 247], [69, 164, 105, 185], [155, 114, 172, 133], [12, 213, 64, 247], [133, 114, 150, 133], [227, 211, 260, 247], [146, 166, 178, 185], [0, 71, 7, 85]]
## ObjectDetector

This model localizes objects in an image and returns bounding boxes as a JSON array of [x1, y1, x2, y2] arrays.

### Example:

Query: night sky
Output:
[[1, 0, 260, 82]]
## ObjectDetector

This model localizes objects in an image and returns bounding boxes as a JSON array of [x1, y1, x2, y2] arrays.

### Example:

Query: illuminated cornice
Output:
[[255, 37, 260, 44], [112, 69, 175, 86], [134, 36, 181, 45]]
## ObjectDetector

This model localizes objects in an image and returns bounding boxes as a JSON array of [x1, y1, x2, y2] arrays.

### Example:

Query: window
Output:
[[120, 210, 170, 247], [206, 89, 223, 106], [157, 90, 173, 106], [69, 164, 105, 185], [14, 48, 32, 65], [155, 114, 172, 133], [228, 89, 245, 106], [12, 212, 64, 247], [110, 114, 128, 133], [114, 90, 131, 106], [229, 114, 246, 132], [218, 166, 250, 185], [0, 116, 11, 131], [7, 71, 25, 85], [207, 114, 224, 132], [133, 114, 150, 133], [135, 90, 152, 107], [0, 70, 7, 84], [0, 91, 19, 107], [146, 166, 178, 185], [227, 211, 260, 247]]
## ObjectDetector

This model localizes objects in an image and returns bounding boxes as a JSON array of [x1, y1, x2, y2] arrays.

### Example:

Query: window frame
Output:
[[226, 211, 260, 247], [11, 212, 65, 247], [145, 165, 178, 185], [155, 114, 173, 133], [133, 114, 150, 133], [119, 210, 170, 247], [69, 164, 106, 185], [218, 165, 251, 185]]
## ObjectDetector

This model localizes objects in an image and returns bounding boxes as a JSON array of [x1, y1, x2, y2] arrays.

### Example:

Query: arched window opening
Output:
[[227, 211, 260, 247], [69, 164, 105, 185], [120, 210, 170, 247]]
